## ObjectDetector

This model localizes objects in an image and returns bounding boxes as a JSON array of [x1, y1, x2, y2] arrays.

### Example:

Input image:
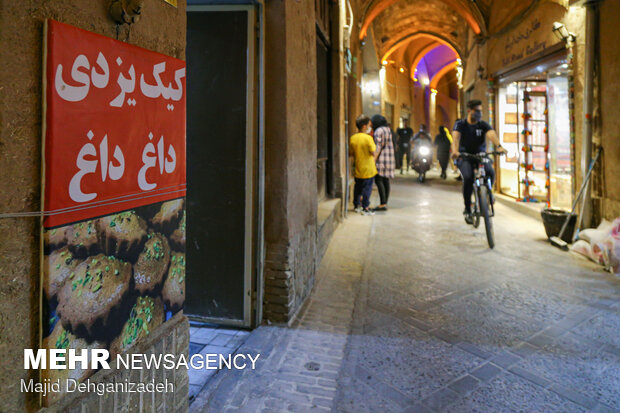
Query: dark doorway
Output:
[[185, 7, 255, 326], [316, 36, 332, 200]]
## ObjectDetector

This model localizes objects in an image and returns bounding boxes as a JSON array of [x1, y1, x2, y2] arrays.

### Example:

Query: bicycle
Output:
[[458, 152, 504, 249]]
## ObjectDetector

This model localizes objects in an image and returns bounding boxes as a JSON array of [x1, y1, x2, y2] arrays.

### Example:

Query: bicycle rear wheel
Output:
[[479, 185, 494, 248]]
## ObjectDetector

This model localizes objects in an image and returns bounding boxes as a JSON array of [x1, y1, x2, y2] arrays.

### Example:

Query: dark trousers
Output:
[[375, 175, 391, 205], [437, 152, 450, 174], [457, 158, 495, 212], [399, 144, 410, 171], [353, 177, 374, 209]]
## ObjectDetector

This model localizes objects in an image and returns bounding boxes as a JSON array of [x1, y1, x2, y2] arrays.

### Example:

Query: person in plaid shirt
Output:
[[371, 114, 395, 211]]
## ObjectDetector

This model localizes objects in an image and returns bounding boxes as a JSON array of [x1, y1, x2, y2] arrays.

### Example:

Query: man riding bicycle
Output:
[[451, 100, 507, 224]]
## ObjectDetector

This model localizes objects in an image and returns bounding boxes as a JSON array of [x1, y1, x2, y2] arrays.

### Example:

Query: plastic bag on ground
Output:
[[574, 218, 620, 274], [578, 219, 612, 245]]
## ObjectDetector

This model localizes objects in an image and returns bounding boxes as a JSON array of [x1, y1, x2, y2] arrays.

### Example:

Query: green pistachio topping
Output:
[[55, 329, 70, 350]]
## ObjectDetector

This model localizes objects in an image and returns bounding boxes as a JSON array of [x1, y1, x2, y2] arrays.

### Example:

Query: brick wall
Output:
[[40, 313, 189, 413], [264, 225, 318, 324]]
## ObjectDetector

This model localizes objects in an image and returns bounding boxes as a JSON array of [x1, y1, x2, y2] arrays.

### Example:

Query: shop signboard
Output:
[[41, 20, 186, 405]]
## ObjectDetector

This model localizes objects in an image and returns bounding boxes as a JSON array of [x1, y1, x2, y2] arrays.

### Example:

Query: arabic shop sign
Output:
[[502, 18, 547, 67], [41, 20, 186, 406], [44, 20, 186, 227]]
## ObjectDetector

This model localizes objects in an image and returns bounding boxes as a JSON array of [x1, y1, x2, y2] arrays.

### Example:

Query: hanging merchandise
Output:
[[519, 91, 535, 203]]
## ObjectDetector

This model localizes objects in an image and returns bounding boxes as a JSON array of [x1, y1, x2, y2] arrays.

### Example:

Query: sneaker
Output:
[[362, 208, 375, 216], [373, 206, 388, 212], [463, 209, 473, 225], [353, 207, 362, 213]]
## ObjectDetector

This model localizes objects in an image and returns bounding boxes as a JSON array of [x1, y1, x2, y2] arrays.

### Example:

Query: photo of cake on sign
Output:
[[40, 19, 186, 406]]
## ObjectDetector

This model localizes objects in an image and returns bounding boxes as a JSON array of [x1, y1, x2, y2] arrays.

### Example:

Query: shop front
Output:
[[494, 46, 573, 210]]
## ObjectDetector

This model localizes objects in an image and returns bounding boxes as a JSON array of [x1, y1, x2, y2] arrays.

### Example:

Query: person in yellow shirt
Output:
[[349, 115, 377, 215]]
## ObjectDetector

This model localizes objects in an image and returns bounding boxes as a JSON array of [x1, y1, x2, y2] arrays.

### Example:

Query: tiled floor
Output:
[[188, 324, 251, 402]]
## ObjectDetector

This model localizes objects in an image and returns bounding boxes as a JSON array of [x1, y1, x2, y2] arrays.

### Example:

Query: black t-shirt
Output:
[[396, 127, 413, 147], [454, 119, 492, 153]]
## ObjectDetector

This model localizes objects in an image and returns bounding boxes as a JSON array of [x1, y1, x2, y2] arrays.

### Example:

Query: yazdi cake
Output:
[[42, 323, 106, 407], [162, 252, 185, 312], [134, 202, 160, 222], [133, 233, 171, 295], [66, 220, 99, 258], [57, 254, 132, 340], [150, 199, 184, 235], [43, 246, 81, 304], [44, 226, 68, 253], [97, 210, 148, 262], [110, 296, 165, 356], [169, 210, 186, 250]]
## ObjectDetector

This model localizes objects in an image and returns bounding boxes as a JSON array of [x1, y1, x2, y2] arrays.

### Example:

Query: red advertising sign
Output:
[[43, 20, 186, 228], [40, 21, 187, 406]]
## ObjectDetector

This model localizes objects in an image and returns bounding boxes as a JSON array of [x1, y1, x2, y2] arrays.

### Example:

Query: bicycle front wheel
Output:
[[479, 185, 494, 248], [472, 186, 480, 228]]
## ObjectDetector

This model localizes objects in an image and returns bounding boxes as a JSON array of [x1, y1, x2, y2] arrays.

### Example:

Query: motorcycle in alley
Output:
[[411, 141, 433, 182]]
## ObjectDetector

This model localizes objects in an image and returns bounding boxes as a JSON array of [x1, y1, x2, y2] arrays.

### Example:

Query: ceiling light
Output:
[[399, 67, 405, 73]]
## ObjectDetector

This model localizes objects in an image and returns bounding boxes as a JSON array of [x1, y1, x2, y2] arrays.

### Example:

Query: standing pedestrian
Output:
[[349, 115, 377, 215], [434, 126, 452, 179], [371, 114, 395, 211], [396, 119, 414, 174], [388, 123, 399, 170]]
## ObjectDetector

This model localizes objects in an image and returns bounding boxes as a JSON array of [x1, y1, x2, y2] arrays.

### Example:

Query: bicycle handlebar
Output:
[[458, 151, 506, 160]]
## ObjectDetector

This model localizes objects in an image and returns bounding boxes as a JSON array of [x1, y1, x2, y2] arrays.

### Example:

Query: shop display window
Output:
[[498, 83, 520, 197], [497, 74, 571, 207], [547, 70, 573, 210]]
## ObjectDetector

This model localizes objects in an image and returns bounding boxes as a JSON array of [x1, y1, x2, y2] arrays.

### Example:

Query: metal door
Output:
[[185, 5, 261, 327]]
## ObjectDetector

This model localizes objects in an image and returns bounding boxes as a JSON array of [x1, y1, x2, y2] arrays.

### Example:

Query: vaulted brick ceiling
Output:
[[360, 0, 538, 61], [360, 0, 489, 45], [358, 0, 535, 88]]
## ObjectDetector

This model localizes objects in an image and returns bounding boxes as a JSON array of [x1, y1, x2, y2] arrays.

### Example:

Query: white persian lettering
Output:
[[55, 54, 90, 102], [69, 131, 125, 202], [90, 52, 110, 89], [110, 59, 136, 107], [138, 133, 176, 191]]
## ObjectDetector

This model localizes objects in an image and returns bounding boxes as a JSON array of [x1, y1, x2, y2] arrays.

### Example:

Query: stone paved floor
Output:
[[189, 324, 251, 402], [191, 172, 620, 412]]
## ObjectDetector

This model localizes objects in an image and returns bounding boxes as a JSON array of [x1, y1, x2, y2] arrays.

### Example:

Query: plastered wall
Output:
[[0, 1, 186, 411], [598, 0, 620, 220], [263, 0, 320, 323]]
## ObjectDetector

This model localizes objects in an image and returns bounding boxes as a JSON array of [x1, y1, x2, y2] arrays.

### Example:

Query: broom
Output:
[[550, 147, 601, 250]]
